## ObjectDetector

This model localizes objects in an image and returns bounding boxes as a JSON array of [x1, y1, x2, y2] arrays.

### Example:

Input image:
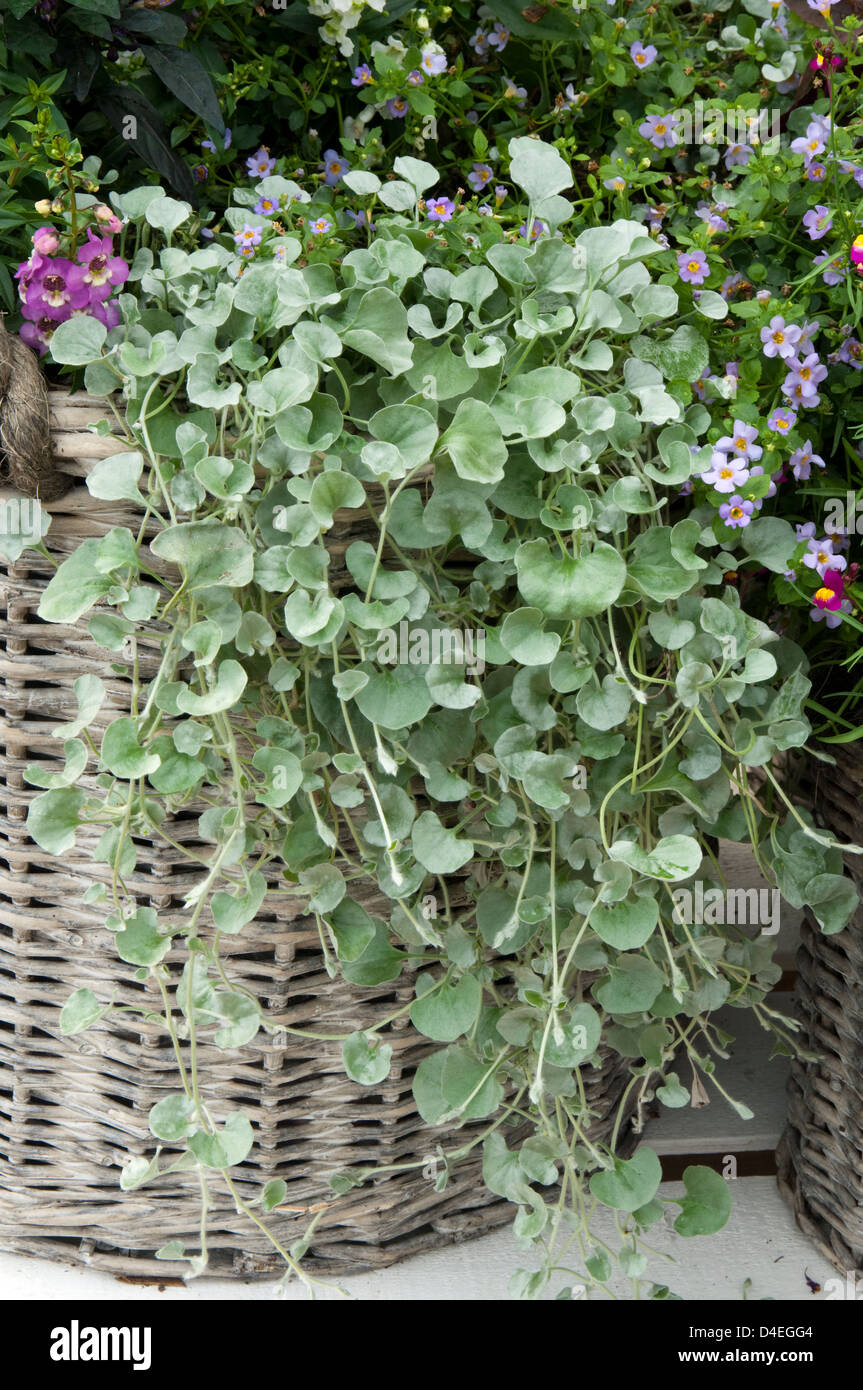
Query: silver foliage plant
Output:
[[25, 140, 857, 1298]]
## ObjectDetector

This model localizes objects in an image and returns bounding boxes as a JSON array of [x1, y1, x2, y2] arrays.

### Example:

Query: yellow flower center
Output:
[[730, 508, 743, 519], [772, 331, 784, 343], [735, 437, 747, 449], [656, 123, 666, 134], [815, 586, 834, 603]]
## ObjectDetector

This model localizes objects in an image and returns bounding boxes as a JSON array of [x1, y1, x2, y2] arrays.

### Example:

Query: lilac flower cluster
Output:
[[759, 314, 826, 411], [699, 419, 775, 529], [793, 524, 853, 627], [16, 215, 128, 356]]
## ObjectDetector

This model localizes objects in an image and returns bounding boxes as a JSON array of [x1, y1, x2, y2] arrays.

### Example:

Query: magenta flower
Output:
[[802, 205, 833, 240], [31, 226, 59, 256], [677, 249, 710, 285], [246, 147, 276, 179], [630, 41, 658, 69], [719, 494, 756, 528], [813, 568, 846, 615], [77, 232, 129, 297], [427, 197, 455, 223]]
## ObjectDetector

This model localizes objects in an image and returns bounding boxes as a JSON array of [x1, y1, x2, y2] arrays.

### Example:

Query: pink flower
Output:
[[31, 225, 59, 256]]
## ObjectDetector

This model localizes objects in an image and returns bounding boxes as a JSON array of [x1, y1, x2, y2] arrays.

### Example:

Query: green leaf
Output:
[[509, 137, 573, 204], [175, 660, 248, 716], [805, 873, 858, 935], [342, 1031, 393, 1085], [673, 1165, 733, 1236], [101, 717, 161, 779], [591, 892, 659, 950], [116, 907, 172, 967], [438, 399, 507, 483], [589, 1148, 662, 1212], [49, 315, 107, 365], [355, 668, 432, 730], [59, 988, 105, 1035], [341, 921, 405, 986], [27, 787, 86, 855], [500, 608, 560, 666], [327, 898, 377, 961], [189, 1113, 255, 1169], [252, 747, 303, 807], [609, 834, 702, 881], [576, 675, 632, 730], [740, 517, 797, 573], [299, 862, 345, 914], [413, 1043, 503, 1124], [515, 539, 626, 619], [86, 451, 145, 503], [261, 1179, 288, 1212], [411, 811, 473, 873], [149, 1093, 196, 1143], [593, 955, 664, 1013], [410, 973, 482, 1042], [544, 1002, 602, 1068], [151, 522, 254, 590], [37, 539, 115, 622], [51, 674, 106, 740], [211, 871, 268, 934]]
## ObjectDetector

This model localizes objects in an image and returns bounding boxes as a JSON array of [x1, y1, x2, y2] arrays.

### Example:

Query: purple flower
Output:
[[407, 69, 425, 86], [802, 205, 833, 241], [310, 217, 332, 235], [468, 162, 494, 192], [519, 219, 547, 241], [677, 249, 710, 285], [470, 27, 488, 56], [254, 195, 279, 216], [811, 600, 851, 628], [345, 208, 376, 232], [796, 320, 820, 352], [814, 250, 846, 285], [639, 113, 680, 149], [246, 147, 276, 179], [630, 41, 658, 69], [385, 97, 409, 118], [760, 315, 801, 361], [502, 77, 527, 103], [322, 149, 350, 186], [420, 46, 447, 76], [696, 201, 729, 233], [604, 176, 628, 192], [352, 64, 374, 87], [719, 494, 756, 528], [804, 163, 827, 183], [76, 232, 129, 297], [234, 224, 263, 254], [838, 336, 863, 369], [804, 537, 845, 577], [724, 144, 753, 168], [192, 163, 209, 183], [701, 456, 751, 492], [721, 272, 744, 297], [783, 352, 828, 399], [714, 420, 762, 462], [767, 407, 797, 435], [788, 441, 825, 481], [494, 185, 507, 205], [488, 20, 510, 51], [791, 130, 826, 161], [427, 197, 455, 223], [796, 522, 817, 541]]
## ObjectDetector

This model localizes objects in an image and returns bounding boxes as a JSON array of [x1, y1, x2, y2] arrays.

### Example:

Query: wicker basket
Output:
[[776, 745, 863, 1274], [0, 390, 637, 1279]]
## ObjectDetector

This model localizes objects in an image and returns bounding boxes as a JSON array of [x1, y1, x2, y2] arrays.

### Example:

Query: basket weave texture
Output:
[[0, 390, 636, 1279], [776, 746, 863, 1274]]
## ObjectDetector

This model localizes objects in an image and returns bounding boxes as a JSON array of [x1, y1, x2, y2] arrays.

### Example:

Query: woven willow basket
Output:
[[776, 745, 863, 1274], [0, 389, 637, 1280]]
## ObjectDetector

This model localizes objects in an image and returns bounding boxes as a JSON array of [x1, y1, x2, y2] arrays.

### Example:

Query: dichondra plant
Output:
[[21, 139, 858, 1299]]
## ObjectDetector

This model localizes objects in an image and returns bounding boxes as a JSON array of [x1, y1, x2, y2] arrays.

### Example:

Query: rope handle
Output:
[[0, 318, 71, 502]]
